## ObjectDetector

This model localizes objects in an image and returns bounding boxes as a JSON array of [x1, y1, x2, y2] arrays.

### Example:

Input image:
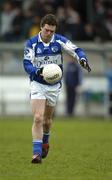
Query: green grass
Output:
[[0, 116, 112, 180]]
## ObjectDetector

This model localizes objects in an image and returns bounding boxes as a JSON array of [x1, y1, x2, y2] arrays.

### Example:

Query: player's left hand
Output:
[[79, 58, 91, 72]]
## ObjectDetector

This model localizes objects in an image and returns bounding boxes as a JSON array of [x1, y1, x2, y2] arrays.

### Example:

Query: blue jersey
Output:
[[23, 32, 87, 85]]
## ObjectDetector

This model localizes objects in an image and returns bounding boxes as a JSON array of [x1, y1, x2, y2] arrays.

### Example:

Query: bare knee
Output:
[[34, 113, 43, 126]]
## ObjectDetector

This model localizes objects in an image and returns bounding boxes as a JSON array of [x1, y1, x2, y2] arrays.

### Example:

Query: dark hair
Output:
[[40, 14, 58, 28]]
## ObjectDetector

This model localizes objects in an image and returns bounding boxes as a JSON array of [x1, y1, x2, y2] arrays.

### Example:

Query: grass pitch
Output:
[[0, 116, 112, 180]]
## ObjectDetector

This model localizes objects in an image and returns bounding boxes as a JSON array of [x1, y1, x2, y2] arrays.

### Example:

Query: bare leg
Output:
[[43, 104, 55, 133], [31, 99, 46, 140], [31, 99, 46, 163], [42, 104, 55, 158]]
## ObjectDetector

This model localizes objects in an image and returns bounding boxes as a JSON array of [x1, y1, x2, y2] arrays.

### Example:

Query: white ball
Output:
[[43, 64, 62, 84]]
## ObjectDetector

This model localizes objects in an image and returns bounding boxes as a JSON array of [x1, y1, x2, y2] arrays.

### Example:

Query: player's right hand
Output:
[[36, 67, 43, 76], [80, 58, 91, 72]]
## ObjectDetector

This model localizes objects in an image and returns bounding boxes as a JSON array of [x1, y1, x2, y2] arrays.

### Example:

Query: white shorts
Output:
[[30, 81, 62, 106]]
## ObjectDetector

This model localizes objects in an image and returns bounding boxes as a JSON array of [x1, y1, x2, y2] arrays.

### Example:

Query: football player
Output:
[[23, 14, 91, 164]]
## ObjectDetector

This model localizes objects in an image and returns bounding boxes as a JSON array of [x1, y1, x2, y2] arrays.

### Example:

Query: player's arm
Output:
[[23, 40, 43, 76], [75, 48, 91, 72], [58, 37, 91, 72]]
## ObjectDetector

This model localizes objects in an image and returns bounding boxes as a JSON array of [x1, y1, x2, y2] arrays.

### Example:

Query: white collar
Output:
[[38, 31, 55, 43]]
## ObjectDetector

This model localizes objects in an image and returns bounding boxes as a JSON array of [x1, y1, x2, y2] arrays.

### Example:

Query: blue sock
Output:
[[43, 133, 50, 144], [32, 140, 42, 156]]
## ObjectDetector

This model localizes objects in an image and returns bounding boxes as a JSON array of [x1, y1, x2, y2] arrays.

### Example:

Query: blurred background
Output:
[[0, 0, 112, 118]]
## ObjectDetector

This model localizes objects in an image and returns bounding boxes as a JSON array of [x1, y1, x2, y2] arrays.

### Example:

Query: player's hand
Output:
[[36, 67, 43, 76], [79, 58, 91, 72]]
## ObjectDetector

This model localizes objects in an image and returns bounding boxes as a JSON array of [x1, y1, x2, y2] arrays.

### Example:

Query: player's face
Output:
[[40, 24, 56, 43]]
